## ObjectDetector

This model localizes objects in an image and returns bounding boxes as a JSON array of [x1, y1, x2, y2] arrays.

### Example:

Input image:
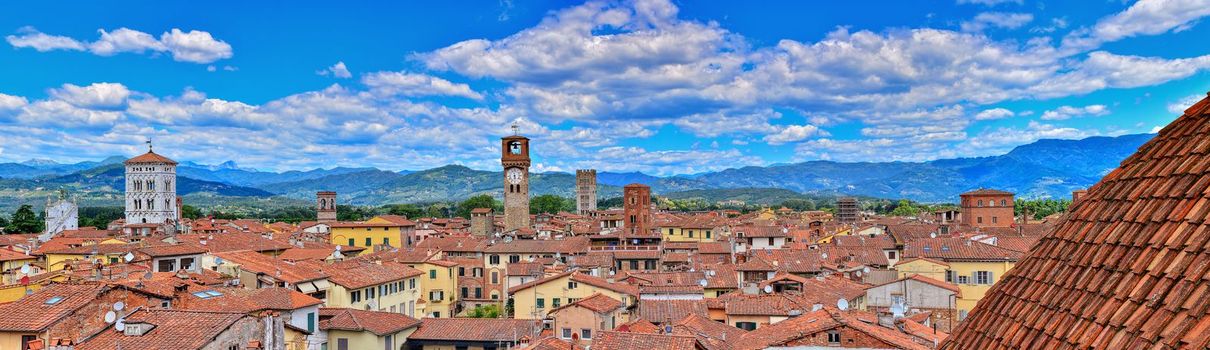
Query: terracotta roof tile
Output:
[[594, 331, 700, 350], [320, 259, 422, 290], [76, 309, 245, 350], [671, 313, 747, 350], [0, 283, 109, 332], [639, 299, 707, 324], [550, 293, 623, 314], [739, 308, 929, 350], [941, 94, 1210, 350], [409, 318, 540, 342], [318, 307, 421, 335], [214, 250, 326, 284], [124, 150, 177, 165]]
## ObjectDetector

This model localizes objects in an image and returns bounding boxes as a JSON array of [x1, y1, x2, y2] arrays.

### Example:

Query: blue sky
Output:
[[1, 0, 1208, 175]]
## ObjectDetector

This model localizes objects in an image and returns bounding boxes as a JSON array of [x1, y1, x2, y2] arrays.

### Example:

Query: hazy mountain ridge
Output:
[[0, 133, 1155, 207]]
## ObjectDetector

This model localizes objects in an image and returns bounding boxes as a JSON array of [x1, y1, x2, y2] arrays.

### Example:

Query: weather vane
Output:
[[146, 139, 153, 152]]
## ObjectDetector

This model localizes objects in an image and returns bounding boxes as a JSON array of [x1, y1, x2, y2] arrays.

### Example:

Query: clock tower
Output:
[[502, 130, 531, 231]]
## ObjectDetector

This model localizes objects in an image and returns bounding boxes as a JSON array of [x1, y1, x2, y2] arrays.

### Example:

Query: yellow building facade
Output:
[[509, 272, 635, 320], [329, 215, 415, 249], [411, 261, 459, 318]]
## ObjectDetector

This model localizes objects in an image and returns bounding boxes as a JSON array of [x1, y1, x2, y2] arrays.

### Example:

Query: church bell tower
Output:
[[502, 125, 531, 231]]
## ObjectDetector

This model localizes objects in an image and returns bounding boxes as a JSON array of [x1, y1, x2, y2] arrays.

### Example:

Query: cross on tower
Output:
[[146, 139, 153, 152]]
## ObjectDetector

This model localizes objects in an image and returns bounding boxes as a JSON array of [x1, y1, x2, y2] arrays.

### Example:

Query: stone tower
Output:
[[502, 131, 531, 232], [623, 183, 651, 238], [470, 208, 492, 237], [960, 189, 1015, 228], [317, 191, 337, 223], [125, 143, 179, 225], [41, 191, 78, 241], [576, 169, 597, 214]]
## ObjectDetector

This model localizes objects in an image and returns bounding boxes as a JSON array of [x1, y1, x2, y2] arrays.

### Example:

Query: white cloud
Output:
[[974, 108, 1015, 120], [159, 29, 233, 63], [5, 26, 84, 52], [88, 28, 165, 55], [362, 71, 484, 100], [1061, 0, 1210, 53], [963, 121, 1101, 154], [961, 12, 1034, 32], [0, 93, 29, 112], [318, 61, 352, 78], [7, 26, 232, 64], [47, 83, 131, 109], [1167, 93, 1204, 114], [764, 124, 824, 145], [1040, 104, 1109, 120]]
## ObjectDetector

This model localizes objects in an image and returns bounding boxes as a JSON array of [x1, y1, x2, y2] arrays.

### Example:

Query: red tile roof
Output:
[[319, 307, 421, 335], [902, 237, 1024, 262], [593, 331, 700, 350], [77, 309, 245, 350], [509, 271, 639, 296], [321, 259, 422, 289], [0, 283, 109, 332], [215, 250, 327, 284], [615, 318, 661, 334], [868, 274, 962, 296], [738, 308, 929, 350], [639, 299, 707, 324], [941, 95, 1210, 349], [549, 293, 623, 314], [184, 287, 323, 312], [408, 318, 540, 342], [124, 150, 177, 165], [671, 313, 748, 350], [960, 188, 1013, 196]]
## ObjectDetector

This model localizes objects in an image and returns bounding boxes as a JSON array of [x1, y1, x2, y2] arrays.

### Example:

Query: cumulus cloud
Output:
[[1061, 0, 1210, 53], [974, 108, 1015, 120], [1040, 105, 1109, 121], [6, 26, 232, 63], [764, 124, 824, 145], [362, 71, 484, 100], [5, 26, 85, 52], [317, 61, 352, 78], [48, 83, 131, 109], [961, 12, 1034, 32]]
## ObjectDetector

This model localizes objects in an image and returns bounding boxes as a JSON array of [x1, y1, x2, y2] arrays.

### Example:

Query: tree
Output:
[[181, 205, 203, 220], [385, 204, 424, 219], [0, 214, 8, 230], [466, 304, 501, 318], [456, 195, 499, 218], [780, 199, 816, 211], [888, 199, 922, 217], [8, 204, 43, 233], [78, 206, 124, 229], [530, 195, 572, 214]]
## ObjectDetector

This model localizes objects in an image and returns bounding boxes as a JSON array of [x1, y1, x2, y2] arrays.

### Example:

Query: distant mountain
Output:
[[0, 133, 1156, 208]]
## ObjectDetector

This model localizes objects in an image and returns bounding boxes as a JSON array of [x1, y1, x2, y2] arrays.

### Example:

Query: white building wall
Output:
[[125, 161, 178, 224]]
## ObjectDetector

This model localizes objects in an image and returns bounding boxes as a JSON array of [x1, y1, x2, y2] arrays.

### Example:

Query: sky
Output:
[[1, 0, 1208, 176]]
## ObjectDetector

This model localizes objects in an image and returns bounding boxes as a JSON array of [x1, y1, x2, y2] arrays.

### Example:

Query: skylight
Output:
[[192, 290, 224, 299], [44, 296, 65, 305]]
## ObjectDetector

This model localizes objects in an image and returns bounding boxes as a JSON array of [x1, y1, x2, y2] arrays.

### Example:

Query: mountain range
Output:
[[0, 133, 1155, 210]]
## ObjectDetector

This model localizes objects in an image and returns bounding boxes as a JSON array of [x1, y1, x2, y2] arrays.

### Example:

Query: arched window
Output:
[[165, 180, 172, 192], [165, 199, 172, 209], [134, 199, 141, 210], [1000, 199, 1007, 206], [977, 200, 983, 207], [147, 180, 155, 191]]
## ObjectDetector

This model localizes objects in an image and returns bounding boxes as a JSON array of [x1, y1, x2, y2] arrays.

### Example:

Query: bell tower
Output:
[[502, 125, 531, 231]]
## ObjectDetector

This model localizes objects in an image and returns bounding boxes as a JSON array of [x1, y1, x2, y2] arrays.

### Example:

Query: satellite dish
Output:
[[104, 311, 117, 323], [20, 263, 30, 274], [862, 267, 871, 273], [215, 257, 224, 265], [114, 301, 125, 311], [124, 252, 135, 262], [821, 252, 828, 259], [698, 279, 708, 287], [929, 232, 937, 238], [836, 298, 849, 311], [762, 285, 773, 294], [115, 319, 126, 331], [812, 303, 823, 311], [891, 301, 906, 318], [335, 245, 343, 252]]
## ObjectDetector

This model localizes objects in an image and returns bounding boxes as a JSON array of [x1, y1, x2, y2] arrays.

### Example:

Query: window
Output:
[[581, 329, 592, 339], [1000, 199, 1007, 206], [348, 238, 355, 247], [688, 230, 694, 238], [491, 271, 499, 284], [537, 298, 545, 309], [490, 255, 500, 265], [977, 216, 984, 224], [430, 270, 437, 279], [568, 281, 578, 289], [461, 287, 469, 298], [157, 259, 176, 272], [644, 260, 656, 270], [957, 275, 971, 284], [827, 331, 841, 344], [509, 255, 520, 263], [351, 290, 361, 303], [735, 322, 757, 331], [367, 287, 375, 299], [629, 260, 639, 270], [337, 338, 348, 350], [307, 312, 315, 333], [384, 335, 393, 350], [975, 271, 993, 285], [768, 237, 775, 245], [706, 231, 712, 239], [475, 288, 482, 299], [553, 298, 561, 308], [562, 328, 573, 339], [887, 251, 897, 260], [365, 238, 372, 246], [459, 267, 466, 276], [978, 200, 984, 207], [945, 270, 954, 283], [383, 237, 390, 246], [992, 216, 998, 224], [409, 278, 416, 289]]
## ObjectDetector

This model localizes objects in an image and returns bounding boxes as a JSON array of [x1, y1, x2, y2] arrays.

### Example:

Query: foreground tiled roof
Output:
[[594, 331, 700, 350], [941, 95, 1210, 349], [319, 307, 421, 336], [409, 318, 540, 342], [76, 309, 244, 350]]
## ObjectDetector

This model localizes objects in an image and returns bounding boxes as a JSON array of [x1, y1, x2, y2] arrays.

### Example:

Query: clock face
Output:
[[507, 168, 524, 184]]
